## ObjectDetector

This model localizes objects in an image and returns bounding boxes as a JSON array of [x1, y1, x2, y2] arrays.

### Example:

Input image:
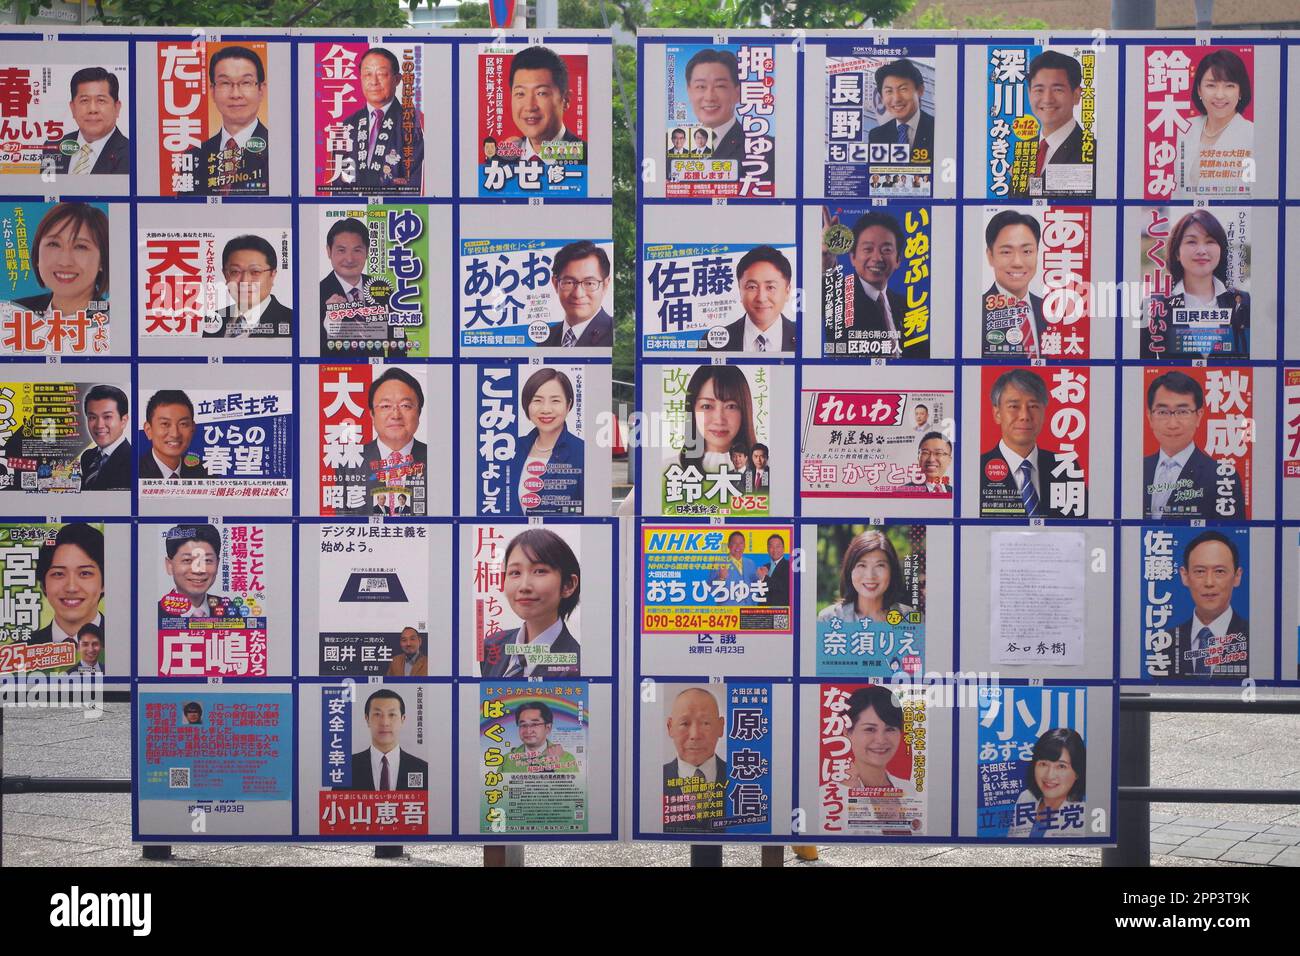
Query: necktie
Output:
[[562, 327, 577, 347], [72, 142, 92, 175], [1019, 301, 1039, 359], [692, 768, 705, 782], [347, 287, 361, 303], [367, 109, 382, 163], [1193, 626, 1214, 675], [755, 333, 767, 352], [82, 449, 103, 488], [896, 122, 909, 146], [1151, 458, 1179, 518], [1035, 138, 1050, 176], [379, 753, 391, 790], [225, 136, 237, 153], [1018, 459, 1039, 516]]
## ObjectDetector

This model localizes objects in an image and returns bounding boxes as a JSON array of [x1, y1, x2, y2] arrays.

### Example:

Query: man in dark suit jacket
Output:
[[684, 48, 774, 189], [663, 687, 729, 834], [139, 389, 209, 479], [1142, 370, 1246, 520], [189, 120, 269, 196], [842, 211, 929, 358], [983, 209, 1049, 357], [43, 67, 130, 176], [338, 48, 424, 192], [480, 623, 580, 679], [980, 368, 1081, 518], [336, 689, 429, 790], [543, 240, 613, 348], [706, 245, 796, 353], [80, 384, 132, 491], [1166, 530, 1248, 677], [203, 234, 293, 338], [865, 58, 935, 163], [1022, 50, 1093, 196], [760, 533, 791, 607]]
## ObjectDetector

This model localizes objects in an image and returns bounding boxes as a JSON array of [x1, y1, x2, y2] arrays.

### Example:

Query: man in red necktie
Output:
[[1025, 50, 1089, 195], [983, 209, 1046, 358]]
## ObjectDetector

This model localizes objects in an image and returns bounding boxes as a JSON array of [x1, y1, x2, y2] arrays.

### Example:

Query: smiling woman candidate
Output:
[[1175, 48, 1254, 196], [479, 528, 581, 679], [1006, 728, 1087, 837], [816, 529, 913, 625], [11, 203, 110, 319], [508, 368, 584, 514], [671, 364, 757, 477]]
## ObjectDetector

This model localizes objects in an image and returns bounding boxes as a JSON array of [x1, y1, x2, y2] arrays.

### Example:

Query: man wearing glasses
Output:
[[360, 367, 426, 515], [918, 431, 952, 493], [1142, 370, 1244, 519], [203, 234, 292, 338], [544, 240, 613, 347], [187, 46, 270, 196], [502, 701, 578, 774]]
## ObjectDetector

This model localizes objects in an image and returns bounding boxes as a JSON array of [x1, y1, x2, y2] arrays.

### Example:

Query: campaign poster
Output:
[[985, 45, 1096, 198], [977, 685, 1088, 838], [642, 242, 797, 353], [659, 364, 772, 517], [477, 44, 588, 198], [137, 386, 292, 501], [459, 237, 613, 349], [661, 683, 772, 835], [479, 683, 588, 834], [317, 364, 427, 517], [155, 41, 270, 196], [0, 201, 112, 355], [819, 683, 926, 836], [317, 524, 430, 677], [1140, 525, 1249, 680], [0, 55, 130, 177], [140, 223, 293, 339], [1138, 206, 1251, 359], [0, 381, 113, 494], [824, 43, 935, 198], [1286, 368, 1300, 480], [317, 684, 432, 836], [138, 691, 292, 801], [0, 523, 105, 676], [820, 203, 931, 358], [980, 205, 1092, 359], [476, 363, 586, 516], [317, 205, 430, 357], [665, 43, 775, 199], [313, 42, 424, 195], [814, 525, 925, 679], [469, 522, 584, 679], [1142, 45, 1254, 199], [978, 366, 1090, 519], [153, 523, 268, 679], [641, 525, 793, 635], [801, 387, 954, 499], [1141, 366, 1251, 520]]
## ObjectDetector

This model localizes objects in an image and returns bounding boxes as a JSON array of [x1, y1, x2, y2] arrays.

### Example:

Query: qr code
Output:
[[20, 472, 35, 490], [169, 767, 191, 789], [407, 772, 424, 788]]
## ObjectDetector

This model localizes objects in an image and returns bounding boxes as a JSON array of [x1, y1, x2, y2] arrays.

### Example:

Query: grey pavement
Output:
[[3, 703, 1298, 866]]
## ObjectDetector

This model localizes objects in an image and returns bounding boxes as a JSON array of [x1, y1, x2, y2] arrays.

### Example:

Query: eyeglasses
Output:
[[918, 450, 951, 459], [224, 267, 273, 280], [556, 278, 604, 293], [517, 721, 549, 730], [214, 79, 262, 94], [374, 401, 417, 414], [1150, 408, 1199, 420]]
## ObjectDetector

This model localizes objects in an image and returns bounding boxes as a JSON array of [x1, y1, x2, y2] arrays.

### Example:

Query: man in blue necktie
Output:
[[979, 368, 1075, 518], [79, 384, 132, 491], [1171, 531, 1249, 679]]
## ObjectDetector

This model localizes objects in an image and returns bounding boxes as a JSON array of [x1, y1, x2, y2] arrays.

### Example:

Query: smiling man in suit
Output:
[[204, 234, 292, 338], [339, 47, 424, 192], [707, 245, 796, 353], [80, 384, 132, 491], [983, 209, 1047, 359], [1169, 531, 1248, 677], [187, 45, 269, 195], [544, 240, 612, 347], [866, 58, 934, 160], [340, 689, 429, 790], [43, 67, 130, 176], [1143, 370, 1245, 520], [847, 211, 925, 358], [139, 389, 209, 480]]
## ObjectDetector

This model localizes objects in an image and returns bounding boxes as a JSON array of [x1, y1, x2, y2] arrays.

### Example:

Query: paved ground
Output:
[[3, 702, 1298, 866]]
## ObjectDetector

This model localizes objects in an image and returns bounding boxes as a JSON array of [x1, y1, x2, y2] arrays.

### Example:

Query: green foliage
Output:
[[648, 0, 914, 29], [104, 0, 410, 28], [912, 2, 1048, 29], [454, 0, 489, 26]]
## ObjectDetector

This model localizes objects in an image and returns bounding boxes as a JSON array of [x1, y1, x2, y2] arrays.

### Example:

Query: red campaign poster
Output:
[[978, 365, 1090, 518]]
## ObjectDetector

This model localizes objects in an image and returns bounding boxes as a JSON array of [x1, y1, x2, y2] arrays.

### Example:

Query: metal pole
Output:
[[690, 844, 722, 866], [484, 844, 526, 866], [1111, 0, 1156, 29], [1102, 696, 1151, 867]]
